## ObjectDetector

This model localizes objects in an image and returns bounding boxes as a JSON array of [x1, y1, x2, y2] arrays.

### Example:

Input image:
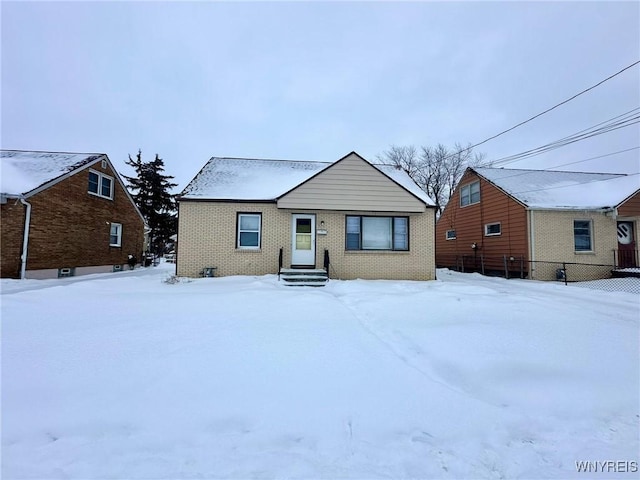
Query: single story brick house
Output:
[[436, 167, 640, 280], [177, 152, 437, 281], [1, 150, 147, 279]]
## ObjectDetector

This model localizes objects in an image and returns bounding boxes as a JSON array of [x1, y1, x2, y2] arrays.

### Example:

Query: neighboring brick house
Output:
[[177, 152, 437, 281], [436, 167, 640, 280], [1, 150, 146, 279]]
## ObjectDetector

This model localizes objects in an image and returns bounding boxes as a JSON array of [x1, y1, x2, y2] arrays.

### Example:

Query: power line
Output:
[[487, 108, 640, 166], [473, 146, 640, 184], [512, 172, 640, 196], [489, 107, 640, 164], [451, 60, 640, 160], [546, 146, 640, 170]]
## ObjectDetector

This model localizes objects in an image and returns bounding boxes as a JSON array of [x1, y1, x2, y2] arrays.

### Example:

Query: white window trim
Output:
[[460, 181, 480, 207], [237, 213, 261, 249], [446, 229, 457, 240], [110, 222, 122, 247], [345, 215, 409, 251], [89, 169, 114, 200], [484, 222, 501, 236], [573, 219, 594, 253]]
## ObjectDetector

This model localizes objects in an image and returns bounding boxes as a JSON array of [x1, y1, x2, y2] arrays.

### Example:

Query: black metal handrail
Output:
[[323, 249, 330, 277], [278, 247, 283, 280], [613, 248, 639, 269]]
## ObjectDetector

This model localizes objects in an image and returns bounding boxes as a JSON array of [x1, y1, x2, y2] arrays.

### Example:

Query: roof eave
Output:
[[178, 197, 277, 203]]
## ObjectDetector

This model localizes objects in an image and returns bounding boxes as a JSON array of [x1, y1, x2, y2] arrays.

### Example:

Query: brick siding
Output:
[[177, 201, 435, 280], [0, 161, 145, 278], [0, 200, 27, 278], [530, 209, 625, 280]]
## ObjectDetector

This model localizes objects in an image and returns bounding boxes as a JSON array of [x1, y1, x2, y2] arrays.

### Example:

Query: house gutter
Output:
[[19, 197, 32, 280], [526, 206, 613, 212]]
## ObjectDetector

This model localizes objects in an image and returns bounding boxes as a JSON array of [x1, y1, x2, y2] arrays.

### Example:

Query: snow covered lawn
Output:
[[2, 264, 638, 479]]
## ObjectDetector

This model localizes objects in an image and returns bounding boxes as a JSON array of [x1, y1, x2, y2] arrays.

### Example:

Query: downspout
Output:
[[527, 209, 535, 280], [19, 198, 32, 280]]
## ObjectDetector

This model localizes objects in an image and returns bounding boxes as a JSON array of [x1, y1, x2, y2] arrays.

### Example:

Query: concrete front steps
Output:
[[279, 268, 329, 286]]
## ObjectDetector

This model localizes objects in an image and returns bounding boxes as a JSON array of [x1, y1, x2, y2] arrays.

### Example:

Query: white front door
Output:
[[291, 214, 315, 266]]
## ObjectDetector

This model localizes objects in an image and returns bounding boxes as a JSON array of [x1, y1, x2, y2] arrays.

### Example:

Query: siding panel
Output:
[[278, 153, 426, 212], [436, 170, 528, 272], [618, 191, 640, 217]]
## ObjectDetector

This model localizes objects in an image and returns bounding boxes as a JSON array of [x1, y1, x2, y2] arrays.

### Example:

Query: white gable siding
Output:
[[277, 153, 426, 212]]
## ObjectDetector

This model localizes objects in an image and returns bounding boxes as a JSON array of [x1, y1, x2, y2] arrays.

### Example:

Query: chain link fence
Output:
[[437, 254, 640, 294]]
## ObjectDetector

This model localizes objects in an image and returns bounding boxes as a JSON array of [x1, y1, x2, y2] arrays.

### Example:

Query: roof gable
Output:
[[277, 151, 431, 212], [473, 167, 640, 210], [1, 150, 104, 196]]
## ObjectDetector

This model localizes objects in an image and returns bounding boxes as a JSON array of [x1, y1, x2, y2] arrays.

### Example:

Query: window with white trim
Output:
[[346, 216, 408, 251], [574, 220, 592, 252], [446, 229, 457, 240], [237, 213, 261, 249], [110, 223, 122, 247], [88, 170, 114, 199], [484, 222, 501, 236], [460, 181, 480, 207]]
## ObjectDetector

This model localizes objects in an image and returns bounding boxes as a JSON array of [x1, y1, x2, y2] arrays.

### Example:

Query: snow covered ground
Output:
[[2, 263, 638, 479]]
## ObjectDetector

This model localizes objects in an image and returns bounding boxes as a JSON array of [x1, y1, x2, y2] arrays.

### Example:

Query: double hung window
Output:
[[237, 213, 261, 249], [574, 220, 592, 252], [110, 223, 122, 247]]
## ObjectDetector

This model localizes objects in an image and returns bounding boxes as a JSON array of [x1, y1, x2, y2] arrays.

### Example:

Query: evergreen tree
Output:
[[123, 150, 178, 255]]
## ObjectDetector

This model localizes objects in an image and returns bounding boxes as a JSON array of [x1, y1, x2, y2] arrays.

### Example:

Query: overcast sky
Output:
[[2, 1, 639, 190]]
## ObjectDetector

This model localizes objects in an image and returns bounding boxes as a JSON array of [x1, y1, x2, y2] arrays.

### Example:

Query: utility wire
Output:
[[492, 118, 639, 166], [487, 109, 640, 166], [473, 147, 640, 184], [472, 145, 640, 187], [490, 108, 640, 164], [546, 146, 640, 170], [451, 60, 640, 160], [511, 172, 640, 196]]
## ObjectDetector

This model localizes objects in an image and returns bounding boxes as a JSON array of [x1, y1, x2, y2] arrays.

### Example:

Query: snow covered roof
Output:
[[180, 154, 434, 205], [473, 167, 640, 210], [181, 157, 330, 200], [1, 150, 104, 196]]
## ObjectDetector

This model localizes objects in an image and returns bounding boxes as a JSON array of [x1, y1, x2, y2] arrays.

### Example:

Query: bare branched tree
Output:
[[377, 143, 486, 216]]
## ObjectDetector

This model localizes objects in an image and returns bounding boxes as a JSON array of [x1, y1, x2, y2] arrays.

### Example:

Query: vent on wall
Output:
[[101, 159, 107, 169], [58, 267, 75, 278], [113, 264, 123, 272]]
